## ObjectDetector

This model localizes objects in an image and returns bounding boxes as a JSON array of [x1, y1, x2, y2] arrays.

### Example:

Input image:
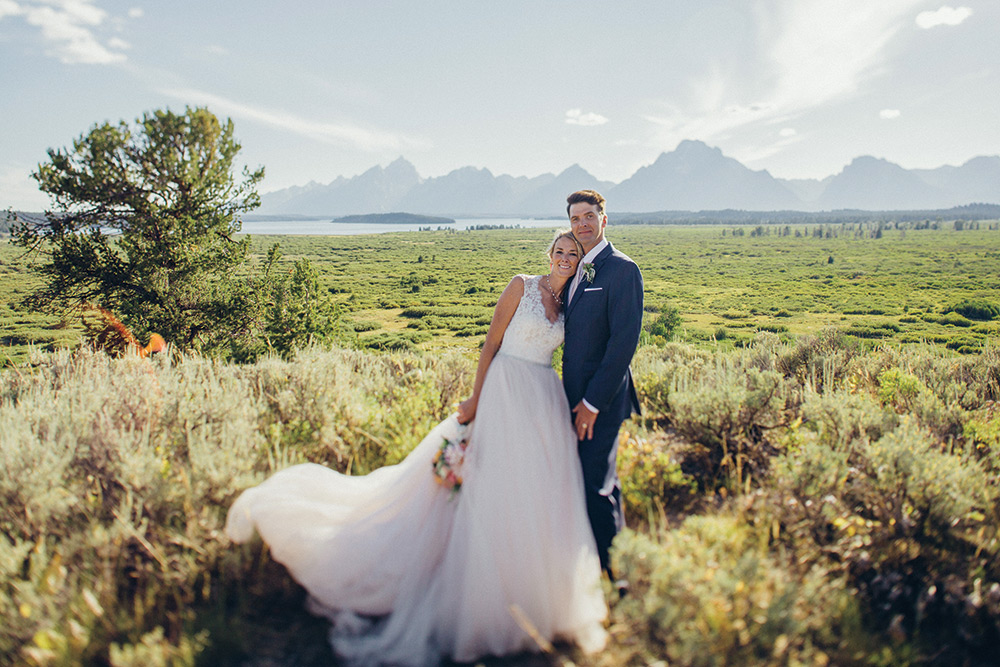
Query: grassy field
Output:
[[254, 221, 1000, 354], [2, 220, 1000, 665], [4, 222, 999, 363], [0, 242, 79, 365]]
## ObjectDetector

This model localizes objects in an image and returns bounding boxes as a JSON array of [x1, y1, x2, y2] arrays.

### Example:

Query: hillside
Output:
[[332, 212, 456, 225]]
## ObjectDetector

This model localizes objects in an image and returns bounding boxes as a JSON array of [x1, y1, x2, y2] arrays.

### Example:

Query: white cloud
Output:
[[644, 2, 923, 156], [160, 88, 431, 153], [127, 7, 142, 19], [565, 109, 608, 127], [16, 0, 128, 64], [735, 127, 805, 165], [54, 0, 105, 26], [880, 108, 901, 119], [764, 3, 923, 114], [916, 6, 973, 29], [0, 0, 23, 20]]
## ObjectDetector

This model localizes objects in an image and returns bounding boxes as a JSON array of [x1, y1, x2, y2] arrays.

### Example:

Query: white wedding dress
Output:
[[226, 275, 607, 665]]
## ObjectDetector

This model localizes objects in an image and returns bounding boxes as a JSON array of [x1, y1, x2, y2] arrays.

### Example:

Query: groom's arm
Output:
[[582, 259, 643, 412]]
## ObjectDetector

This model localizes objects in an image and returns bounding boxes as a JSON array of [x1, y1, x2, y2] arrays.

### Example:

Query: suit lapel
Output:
[[566, 243, 614, 319]]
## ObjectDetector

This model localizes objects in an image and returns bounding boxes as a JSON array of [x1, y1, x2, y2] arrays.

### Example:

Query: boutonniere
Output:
[[582, 262, 596, 283]]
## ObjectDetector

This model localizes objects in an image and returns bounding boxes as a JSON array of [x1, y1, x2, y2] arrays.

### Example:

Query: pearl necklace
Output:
[[542, 275, 562, 304]]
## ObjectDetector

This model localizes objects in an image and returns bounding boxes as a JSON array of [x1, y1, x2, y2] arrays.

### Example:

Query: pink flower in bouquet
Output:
[[432, 430, 469, 495]]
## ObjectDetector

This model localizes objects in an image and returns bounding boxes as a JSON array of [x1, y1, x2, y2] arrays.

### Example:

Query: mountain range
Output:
[[259, 140, 1000, 217]]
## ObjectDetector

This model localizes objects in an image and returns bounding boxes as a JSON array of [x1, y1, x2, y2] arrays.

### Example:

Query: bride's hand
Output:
[[457, 397, 477, 425]]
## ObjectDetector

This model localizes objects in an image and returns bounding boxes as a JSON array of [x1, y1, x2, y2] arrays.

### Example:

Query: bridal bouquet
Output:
[[432, 428, 469, 494]]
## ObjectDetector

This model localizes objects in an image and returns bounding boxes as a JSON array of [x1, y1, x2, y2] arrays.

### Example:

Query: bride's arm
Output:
[[457, 276, 525, 424]]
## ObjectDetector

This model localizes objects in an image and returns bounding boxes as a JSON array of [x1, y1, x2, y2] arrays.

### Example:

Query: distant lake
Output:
[[238, 217, 566, 236]]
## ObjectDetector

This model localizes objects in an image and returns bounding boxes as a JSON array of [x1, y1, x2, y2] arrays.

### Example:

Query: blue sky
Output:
[[2, 1, 998, 210]]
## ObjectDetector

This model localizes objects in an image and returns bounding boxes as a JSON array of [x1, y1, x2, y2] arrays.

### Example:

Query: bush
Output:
[[607, 517, 879, 666], [452, 325, 489, 337], [251, 252, 347, 360], [659, 360, 794, 488], [936, 312, 974, 327], [348, 319, 382, 333], [767, 415, 1000, 662], [844, 322, 901, 339], [860, 419, 995, 536], [642, 306, 682, 345], [801, 389, 898, 447], [359, 331, 431, 351], [616, 428, 697, 523], [949, 300, 1000, 321], [776, 328, 858, 391], [945, 334, 986, 354], [877, 367, 923, 410], [965, 416, 1000, 474], [631, 343, 713, 419], [399, 305, 490, 319]]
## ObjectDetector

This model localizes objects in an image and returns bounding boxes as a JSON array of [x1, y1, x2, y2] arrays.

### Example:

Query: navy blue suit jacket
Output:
[[562, 242, 643, 424]]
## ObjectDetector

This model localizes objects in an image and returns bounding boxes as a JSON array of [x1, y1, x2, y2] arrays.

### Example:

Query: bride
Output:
[[226, 230, 608, 665]]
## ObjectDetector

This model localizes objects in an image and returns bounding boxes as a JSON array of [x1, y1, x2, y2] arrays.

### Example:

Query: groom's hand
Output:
[[572, 401, 598, 440]]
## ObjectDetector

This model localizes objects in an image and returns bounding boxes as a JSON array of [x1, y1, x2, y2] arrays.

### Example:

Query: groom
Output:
[[562, 190, 643, 584]]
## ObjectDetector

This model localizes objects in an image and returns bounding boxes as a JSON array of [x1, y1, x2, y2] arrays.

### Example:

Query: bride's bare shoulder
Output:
[[503, 274, 528, 294]]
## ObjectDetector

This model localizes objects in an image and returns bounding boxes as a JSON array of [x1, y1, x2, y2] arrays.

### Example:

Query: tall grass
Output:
[[1, 345, 470, 666], [2, 334, 999, 664], [618, 333, 1000, 665]]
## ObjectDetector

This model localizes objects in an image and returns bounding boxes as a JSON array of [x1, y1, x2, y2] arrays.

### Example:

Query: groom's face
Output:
[[568, 202, 607, 253]]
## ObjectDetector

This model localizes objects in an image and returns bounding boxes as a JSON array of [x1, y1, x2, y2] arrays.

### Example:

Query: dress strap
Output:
[[520, 275, 540, 304]]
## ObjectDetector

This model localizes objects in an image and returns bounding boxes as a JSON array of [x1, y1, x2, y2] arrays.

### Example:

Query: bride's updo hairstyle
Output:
[[546, 229, 583, 260]]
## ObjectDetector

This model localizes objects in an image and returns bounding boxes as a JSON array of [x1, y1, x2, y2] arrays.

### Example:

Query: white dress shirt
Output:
[[568, 239, 609, 415], [568, 239, 608, 305]]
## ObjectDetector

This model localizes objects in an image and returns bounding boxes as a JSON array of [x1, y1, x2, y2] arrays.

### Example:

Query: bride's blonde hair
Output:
[[546, 229, 583, 259]]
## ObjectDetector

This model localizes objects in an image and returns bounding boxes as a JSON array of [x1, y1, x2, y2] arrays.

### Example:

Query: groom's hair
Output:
[[566, 190, 606, 217]]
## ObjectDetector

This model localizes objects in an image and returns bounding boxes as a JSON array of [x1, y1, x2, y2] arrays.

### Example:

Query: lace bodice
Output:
[[497, 275, 564, 365]]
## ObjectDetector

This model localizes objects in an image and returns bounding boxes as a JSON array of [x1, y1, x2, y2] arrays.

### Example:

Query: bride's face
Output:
[[549, 236, 581, 278]]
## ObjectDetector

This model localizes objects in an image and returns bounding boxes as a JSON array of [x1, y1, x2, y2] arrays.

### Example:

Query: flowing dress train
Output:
[[226, 275, 607, 665]]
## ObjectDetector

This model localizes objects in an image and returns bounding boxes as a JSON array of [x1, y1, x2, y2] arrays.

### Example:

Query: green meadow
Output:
[[247, 221, 1000, 355], [217, 220, 1000, 355], [5, 221, 999, 363], [2, 220, 1000, 665]]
